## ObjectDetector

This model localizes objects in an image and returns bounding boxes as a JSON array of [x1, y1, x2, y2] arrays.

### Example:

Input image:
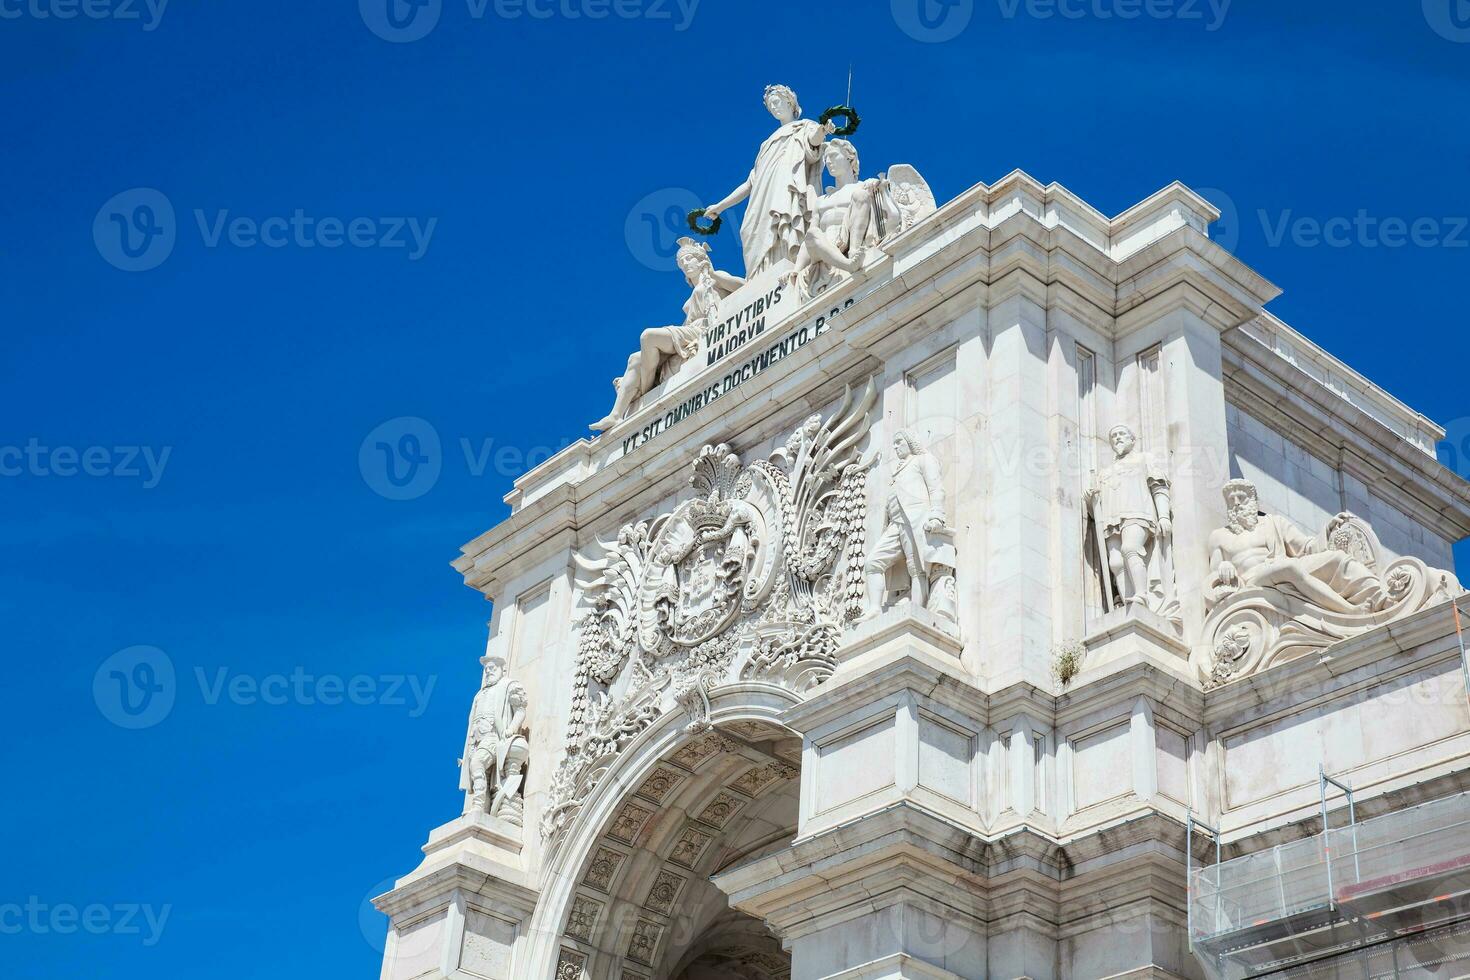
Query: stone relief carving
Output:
[[543, 381, 880, 845], [862, 429, 959, 628], [701, 84, 840, 278], [790, 139, 936, 299], [1198, 479, 1463, 685], [458, 655, 530, 826], [1084, 424, 1179, 630], [593, 237, 745, 432]]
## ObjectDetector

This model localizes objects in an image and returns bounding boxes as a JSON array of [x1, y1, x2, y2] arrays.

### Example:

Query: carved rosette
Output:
[[542, 381, 879, 846]]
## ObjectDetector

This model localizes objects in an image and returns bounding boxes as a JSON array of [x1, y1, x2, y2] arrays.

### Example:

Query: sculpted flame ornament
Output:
[[543, 381, 880, 845]]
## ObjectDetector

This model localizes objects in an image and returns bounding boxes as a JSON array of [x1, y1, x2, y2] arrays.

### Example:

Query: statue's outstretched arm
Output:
[[706, 179, 752, 218]]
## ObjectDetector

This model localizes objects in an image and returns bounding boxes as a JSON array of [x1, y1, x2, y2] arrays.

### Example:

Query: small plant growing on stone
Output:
[[1052, 641, 1085, 687]]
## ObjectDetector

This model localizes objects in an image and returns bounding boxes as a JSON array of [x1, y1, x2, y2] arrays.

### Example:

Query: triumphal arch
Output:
[[375, 85, 1470, 979]]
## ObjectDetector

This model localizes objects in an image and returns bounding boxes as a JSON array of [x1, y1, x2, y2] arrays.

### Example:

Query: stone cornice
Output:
[[455, 183, 1288, 597], [1201, 600, 1467, 726], [373, 849, 539, 922], [1221, 327, 1470, 540], [716, 801, 1201, 938], [789, 624, 1208, 734]]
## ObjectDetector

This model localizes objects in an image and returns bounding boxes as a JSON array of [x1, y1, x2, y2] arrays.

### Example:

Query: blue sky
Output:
[[3, 1, 1469, 976]]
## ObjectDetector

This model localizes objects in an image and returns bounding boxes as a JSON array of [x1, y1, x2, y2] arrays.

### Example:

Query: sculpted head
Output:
[[675, 237, 714, 286], [893, 429, 923, 461], [824, 139, 860, 185], [1222, 479, 1260, 531], [1108, 425, 1137, 459], [481, 655, 506, 689], [763, 84, 801, 124]]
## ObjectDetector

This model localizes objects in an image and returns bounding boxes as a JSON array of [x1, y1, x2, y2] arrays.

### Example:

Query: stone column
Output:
[[713, 614, 993, 980], [981, 287, 1055, 688], [1116, 310, 1231, 645]]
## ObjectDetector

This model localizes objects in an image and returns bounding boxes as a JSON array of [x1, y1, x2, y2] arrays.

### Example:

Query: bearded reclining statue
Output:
[[1197, 478, 1462, 686]]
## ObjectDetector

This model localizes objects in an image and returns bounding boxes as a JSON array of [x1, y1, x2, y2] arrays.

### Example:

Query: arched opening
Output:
[[546, 715, 802, 980]]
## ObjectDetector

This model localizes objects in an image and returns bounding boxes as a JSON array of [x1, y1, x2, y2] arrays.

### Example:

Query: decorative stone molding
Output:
[[543, 382, 881, 847], [1198, 481, 1462, 685]]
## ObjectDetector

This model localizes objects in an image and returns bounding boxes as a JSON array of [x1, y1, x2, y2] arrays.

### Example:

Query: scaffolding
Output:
[[1188, 775, 1470, 978]]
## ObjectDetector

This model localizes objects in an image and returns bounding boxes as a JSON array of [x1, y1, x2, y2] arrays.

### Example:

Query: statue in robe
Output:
[[1206, 479, 1388, 613], [701, 84, 838, 277], [862, 429, 958, 626], [459, 656, 531, 825], [591, 238, 744, 432]]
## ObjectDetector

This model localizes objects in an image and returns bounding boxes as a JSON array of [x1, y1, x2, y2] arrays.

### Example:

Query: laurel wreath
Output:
[[686, 208, 722, 236], [819, 105, 861, 137]]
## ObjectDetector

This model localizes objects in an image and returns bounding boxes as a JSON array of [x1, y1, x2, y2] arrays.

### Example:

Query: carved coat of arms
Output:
[[543, 381, 879, 844]]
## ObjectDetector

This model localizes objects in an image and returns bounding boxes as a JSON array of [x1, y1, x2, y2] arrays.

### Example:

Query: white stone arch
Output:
[[527, 682, 805, 980]]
